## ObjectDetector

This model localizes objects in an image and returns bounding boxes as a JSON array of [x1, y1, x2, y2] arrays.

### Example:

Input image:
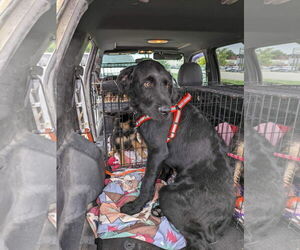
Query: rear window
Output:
[[100, 52, 184, 80], [255, 42, 300, 85], [216, 43, 244, 85]]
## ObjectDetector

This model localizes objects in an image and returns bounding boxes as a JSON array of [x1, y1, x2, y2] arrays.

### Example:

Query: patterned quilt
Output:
[[87, 168, 186, 250]]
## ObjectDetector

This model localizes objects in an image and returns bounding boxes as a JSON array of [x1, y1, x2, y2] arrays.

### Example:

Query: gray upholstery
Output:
[[178, 62, 203, 87], [0, 133, 56, 250], [58, 132, 105, 250]]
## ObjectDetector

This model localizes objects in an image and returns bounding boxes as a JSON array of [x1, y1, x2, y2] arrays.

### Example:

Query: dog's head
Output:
[[117, 60, 177, 120]]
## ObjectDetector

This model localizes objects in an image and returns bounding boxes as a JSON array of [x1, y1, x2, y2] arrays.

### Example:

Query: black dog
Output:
[[244, 126, 286, 247], [117, 60, 234, 249]]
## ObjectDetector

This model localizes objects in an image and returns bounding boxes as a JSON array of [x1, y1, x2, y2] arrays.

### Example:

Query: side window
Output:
[[192, 52, 208, 85], [255, 42, 300, 85], [80, 41, 93, 72], [216, 43, 244, 85], [37, 40, 55, 81], [30, 41, 56, 141]]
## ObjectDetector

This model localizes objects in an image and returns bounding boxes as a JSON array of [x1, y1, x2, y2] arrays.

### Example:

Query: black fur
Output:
[[117, 60, 235, 249], [244, 126, 285, 246]]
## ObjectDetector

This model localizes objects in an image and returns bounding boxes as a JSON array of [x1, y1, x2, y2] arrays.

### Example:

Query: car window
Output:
[[100, 52, 184, 80], [255, 42, 300, 85], [37, 41, 55, 81], [191, 52, 208, 86], [216, 43, 244, 85], [29, 41, 56, 141], [80, 41, 93, 69]]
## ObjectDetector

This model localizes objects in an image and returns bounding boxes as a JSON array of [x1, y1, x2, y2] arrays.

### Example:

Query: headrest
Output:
[[178, 62, 203, 87]]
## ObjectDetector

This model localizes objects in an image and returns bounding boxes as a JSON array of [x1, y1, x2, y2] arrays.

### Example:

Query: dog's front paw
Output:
[[120, 201, 142, 215]]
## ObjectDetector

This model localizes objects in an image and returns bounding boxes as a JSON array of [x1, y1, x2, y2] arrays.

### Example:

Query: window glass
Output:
[[100, 52, 184, 80], [37, 40, 55, 81], [31, 40, 55, 140], [80, 42, 93, 68], [216, 43, 244, 85], [255, 42, 300, 85], [192, 52, 208, 85], [37, 41, 55, 68]]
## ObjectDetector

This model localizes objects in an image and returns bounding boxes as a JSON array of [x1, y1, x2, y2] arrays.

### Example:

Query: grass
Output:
[[222, 79, 300, 85], [222, 79, 244, 85], [263, 79, 300, 85]]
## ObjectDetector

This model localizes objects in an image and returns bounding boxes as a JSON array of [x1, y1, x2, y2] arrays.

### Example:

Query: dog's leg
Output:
[[120, 147, 168, 215], [159, 185, 210, 250]]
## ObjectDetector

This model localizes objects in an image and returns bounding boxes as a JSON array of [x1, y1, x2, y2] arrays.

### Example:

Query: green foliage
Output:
[[256, 48, 273, 66], [271, 49, 287, 59], [264, 79, 300, 85], [222, 79, 244, 85], [256, 48, 288, 66], [158, 60, 171, 69], [216, 48, 236, 66], [196, 56, 206, 66], [85, 42, 93, 53], [46, 42, 55, 53]]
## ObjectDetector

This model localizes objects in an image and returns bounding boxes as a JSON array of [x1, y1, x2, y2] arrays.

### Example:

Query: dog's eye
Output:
[[163, 80, 170, 87], [143, 82, 154, 88]]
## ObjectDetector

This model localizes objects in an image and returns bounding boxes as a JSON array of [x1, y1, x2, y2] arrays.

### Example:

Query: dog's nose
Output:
[[158, 106, 171, 113], [158, 106, 170, 117]]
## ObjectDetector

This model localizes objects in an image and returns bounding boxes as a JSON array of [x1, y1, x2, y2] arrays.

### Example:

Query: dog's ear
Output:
[[116, 66, 135, 93]]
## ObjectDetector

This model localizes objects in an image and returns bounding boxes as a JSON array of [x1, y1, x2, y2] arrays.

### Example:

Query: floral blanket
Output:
[[87, 168, 186, 250]]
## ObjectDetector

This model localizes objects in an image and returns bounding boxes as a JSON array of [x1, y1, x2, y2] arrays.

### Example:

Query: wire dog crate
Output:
[[245, 85, 300, 231], [99, 85, 245, 166], [99, 81, 148, 170], [182, 86, 244, 153]]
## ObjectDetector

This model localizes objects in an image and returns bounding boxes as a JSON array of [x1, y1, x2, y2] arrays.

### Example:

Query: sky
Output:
[[220, 42, 300, 55], [219, 43, 244, 54], [261, 42, 300, 54]]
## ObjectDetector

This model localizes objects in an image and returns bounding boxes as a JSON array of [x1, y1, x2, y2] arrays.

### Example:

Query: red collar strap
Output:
[[135, 115, 152, 127], [135, 93, 192, 143]]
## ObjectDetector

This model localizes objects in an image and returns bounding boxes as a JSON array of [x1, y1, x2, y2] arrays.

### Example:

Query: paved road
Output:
[[221, 72, 244, 81], [221, 71, 300, 82]]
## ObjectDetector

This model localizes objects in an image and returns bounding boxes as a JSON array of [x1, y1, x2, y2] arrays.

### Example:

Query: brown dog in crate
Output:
[[110, 113, 147, 166]]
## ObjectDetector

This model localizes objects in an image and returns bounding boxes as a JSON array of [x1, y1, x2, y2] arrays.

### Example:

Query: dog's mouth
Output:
[[158, 105, 171, 118]]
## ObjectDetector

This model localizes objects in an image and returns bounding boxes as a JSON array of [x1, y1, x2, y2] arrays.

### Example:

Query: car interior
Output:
[[0, 0, 300, 250]]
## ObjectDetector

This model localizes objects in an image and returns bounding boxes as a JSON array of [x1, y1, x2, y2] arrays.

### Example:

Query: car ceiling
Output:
[[77, 0, 244, 55], [245, 0, 300, 48]]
